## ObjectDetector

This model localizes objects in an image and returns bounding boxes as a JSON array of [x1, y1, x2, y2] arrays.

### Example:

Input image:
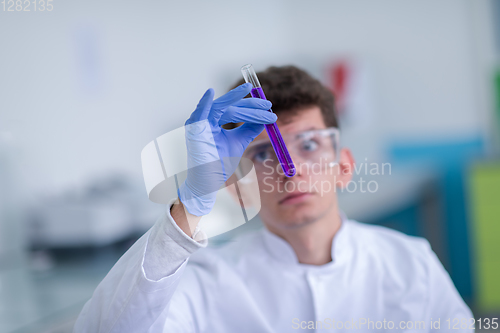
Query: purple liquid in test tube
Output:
[[241, 64, 296, 177]]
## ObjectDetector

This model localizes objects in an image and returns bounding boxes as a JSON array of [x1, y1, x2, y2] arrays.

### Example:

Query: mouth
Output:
[[279, 192, 313, 205]]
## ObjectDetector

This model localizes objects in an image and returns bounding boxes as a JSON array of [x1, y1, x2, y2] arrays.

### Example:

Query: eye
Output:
[[300, 139, 319, 152], [253, 148, 273, 163]]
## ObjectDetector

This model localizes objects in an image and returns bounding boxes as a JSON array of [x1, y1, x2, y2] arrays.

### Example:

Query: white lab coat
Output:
[[74, 212, 473, 332]]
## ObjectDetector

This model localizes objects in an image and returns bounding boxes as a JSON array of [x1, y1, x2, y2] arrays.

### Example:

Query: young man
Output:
[[74, 66, 473, 332]]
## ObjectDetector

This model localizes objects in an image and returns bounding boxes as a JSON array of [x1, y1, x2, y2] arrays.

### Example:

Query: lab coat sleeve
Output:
[[424, 241, 474, 331], [73, 208, 207, 333]]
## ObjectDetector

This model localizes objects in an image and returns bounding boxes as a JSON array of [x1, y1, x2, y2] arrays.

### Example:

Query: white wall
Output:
[[0, 0, 495, 197]]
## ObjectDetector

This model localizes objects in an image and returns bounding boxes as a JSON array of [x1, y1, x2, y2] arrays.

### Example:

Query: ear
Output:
[[335, 148, 355, 189]]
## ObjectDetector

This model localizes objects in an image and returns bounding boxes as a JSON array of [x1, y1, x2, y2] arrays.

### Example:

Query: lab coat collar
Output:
[[261, 210, 351, 272]]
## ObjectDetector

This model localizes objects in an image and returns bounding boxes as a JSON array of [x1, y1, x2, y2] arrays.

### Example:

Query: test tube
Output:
[[241, 64, 296, 177]]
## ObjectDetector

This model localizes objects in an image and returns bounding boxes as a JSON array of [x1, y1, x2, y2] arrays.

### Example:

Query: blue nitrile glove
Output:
[[178, 83, 277, 216]]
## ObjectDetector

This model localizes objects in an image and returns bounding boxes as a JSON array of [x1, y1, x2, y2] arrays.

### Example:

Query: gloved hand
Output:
[[178, 83, 277, 216]]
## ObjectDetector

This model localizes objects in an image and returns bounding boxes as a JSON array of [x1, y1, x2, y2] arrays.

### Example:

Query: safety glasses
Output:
[[237, 127, 340, 180]]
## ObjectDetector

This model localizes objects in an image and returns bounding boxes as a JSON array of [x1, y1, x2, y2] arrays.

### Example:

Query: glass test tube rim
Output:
[[241, 64, 261, 89]]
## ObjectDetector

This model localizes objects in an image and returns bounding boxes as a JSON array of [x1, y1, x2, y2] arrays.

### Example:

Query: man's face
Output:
[[239, 106, 353, 230]]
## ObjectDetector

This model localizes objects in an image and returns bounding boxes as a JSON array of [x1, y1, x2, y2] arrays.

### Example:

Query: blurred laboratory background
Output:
[[1, 0, 500, 331]]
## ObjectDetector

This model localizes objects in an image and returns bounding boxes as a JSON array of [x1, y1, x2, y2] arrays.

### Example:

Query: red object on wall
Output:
[[329, 60, 350, 116]]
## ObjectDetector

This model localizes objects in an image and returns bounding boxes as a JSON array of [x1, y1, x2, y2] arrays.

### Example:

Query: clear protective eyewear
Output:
[[236, 127, 340, 181]]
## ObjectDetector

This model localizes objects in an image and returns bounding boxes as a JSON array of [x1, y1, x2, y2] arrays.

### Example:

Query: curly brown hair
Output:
[[225, 65, 338, 129]]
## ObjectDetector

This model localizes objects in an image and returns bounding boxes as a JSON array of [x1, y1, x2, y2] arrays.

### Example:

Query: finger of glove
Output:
[[232, 98, 272, 110], [209, 83, 252, 123], [231, 122, 267, 144], [218, 107, 277, 126], [186, 88, 215, 125]]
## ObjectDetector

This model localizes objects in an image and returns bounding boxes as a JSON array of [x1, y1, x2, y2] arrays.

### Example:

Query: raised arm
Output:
[[73, 83, 276, 333]]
